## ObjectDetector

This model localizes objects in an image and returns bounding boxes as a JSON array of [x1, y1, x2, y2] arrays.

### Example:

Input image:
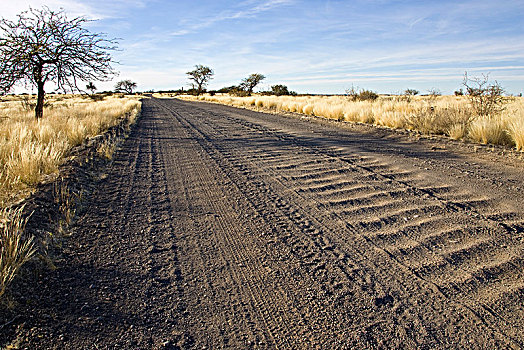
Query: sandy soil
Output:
[[2, 97, 524, 349]]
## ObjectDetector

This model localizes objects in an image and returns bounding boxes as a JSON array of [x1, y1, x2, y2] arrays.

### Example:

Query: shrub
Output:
[[89, 94, 105, 101], [270, 84, 291, 96], [404, 89, 419, 96], [230, 87, 250, 97], [346, 86, 378, 101], [449, 123, 467, 139], [217, 86, 237, 94], [463, 72, 507, 118], [358, 90, 379, 101]]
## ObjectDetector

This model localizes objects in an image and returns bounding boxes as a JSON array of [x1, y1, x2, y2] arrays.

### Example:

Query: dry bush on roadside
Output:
[[20, 95, 36, 111], [88, 94, 105, 102], [0, 206, 35, 298], [463, 73, 508, 118], [345, 85, 359, 101]]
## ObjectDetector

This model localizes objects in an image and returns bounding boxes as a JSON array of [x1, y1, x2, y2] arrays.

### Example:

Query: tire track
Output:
[[149, 100, 314, 348]]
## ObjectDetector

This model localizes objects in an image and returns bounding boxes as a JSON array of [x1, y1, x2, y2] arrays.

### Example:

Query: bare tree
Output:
[[240, 73, 265, 96], [114, 79, 137, 94], [345, 84, 360, 101], [0, 7, 118, 119], [186, 65, 214, 95]]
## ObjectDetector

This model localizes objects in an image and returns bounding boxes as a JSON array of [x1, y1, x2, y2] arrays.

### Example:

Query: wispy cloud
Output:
[[168, 0, 294, 36]]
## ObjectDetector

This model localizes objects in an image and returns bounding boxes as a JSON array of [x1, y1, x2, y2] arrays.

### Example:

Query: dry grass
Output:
[[0, 94, 142, 207], [0, 94, 142, 298], [176, 94, 524, 151], [0, 206, 35, 298]]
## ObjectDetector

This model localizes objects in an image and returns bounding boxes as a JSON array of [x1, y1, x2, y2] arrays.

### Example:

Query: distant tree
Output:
[[0, 7, 118, 119], [86, 82, 97, 94], [240, 73, 265, 96], [114, 79, 137, 94], [454, 88, 464, 96], [186, 65, 214, 95]]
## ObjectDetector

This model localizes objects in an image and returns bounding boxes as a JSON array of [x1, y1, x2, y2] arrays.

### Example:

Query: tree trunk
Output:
[[33, 62, 45, 120], [35, 81, 45, 119]]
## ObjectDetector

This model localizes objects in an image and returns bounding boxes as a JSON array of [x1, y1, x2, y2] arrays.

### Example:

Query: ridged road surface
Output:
[[9, 97, 524, 349]]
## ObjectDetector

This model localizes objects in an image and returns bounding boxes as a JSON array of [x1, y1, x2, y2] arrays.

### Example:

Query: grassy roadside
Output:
[[0, 94, 142, 298], [173, 94, 524, 152]]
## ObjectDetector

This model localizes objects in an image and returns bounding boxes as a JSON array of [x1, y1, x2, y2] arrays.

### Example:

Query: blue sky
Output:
[[3, 0, 524, 94]]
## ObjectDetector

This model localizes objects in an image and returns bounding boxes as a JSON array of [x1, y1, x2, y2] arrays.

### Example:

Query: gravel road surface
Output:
[[3, 97, 524, 349]]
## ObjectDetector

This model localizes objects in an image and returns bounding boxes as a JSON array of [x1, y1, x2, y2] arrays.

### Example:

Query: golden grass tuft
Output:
[[469, 116, 512, 145], [506, 105, 524, 151]]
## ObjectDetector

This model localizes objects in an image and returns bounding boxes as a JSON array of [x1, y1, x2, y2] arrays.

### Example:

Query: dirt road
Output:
[[5, 98, 524, 349]]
